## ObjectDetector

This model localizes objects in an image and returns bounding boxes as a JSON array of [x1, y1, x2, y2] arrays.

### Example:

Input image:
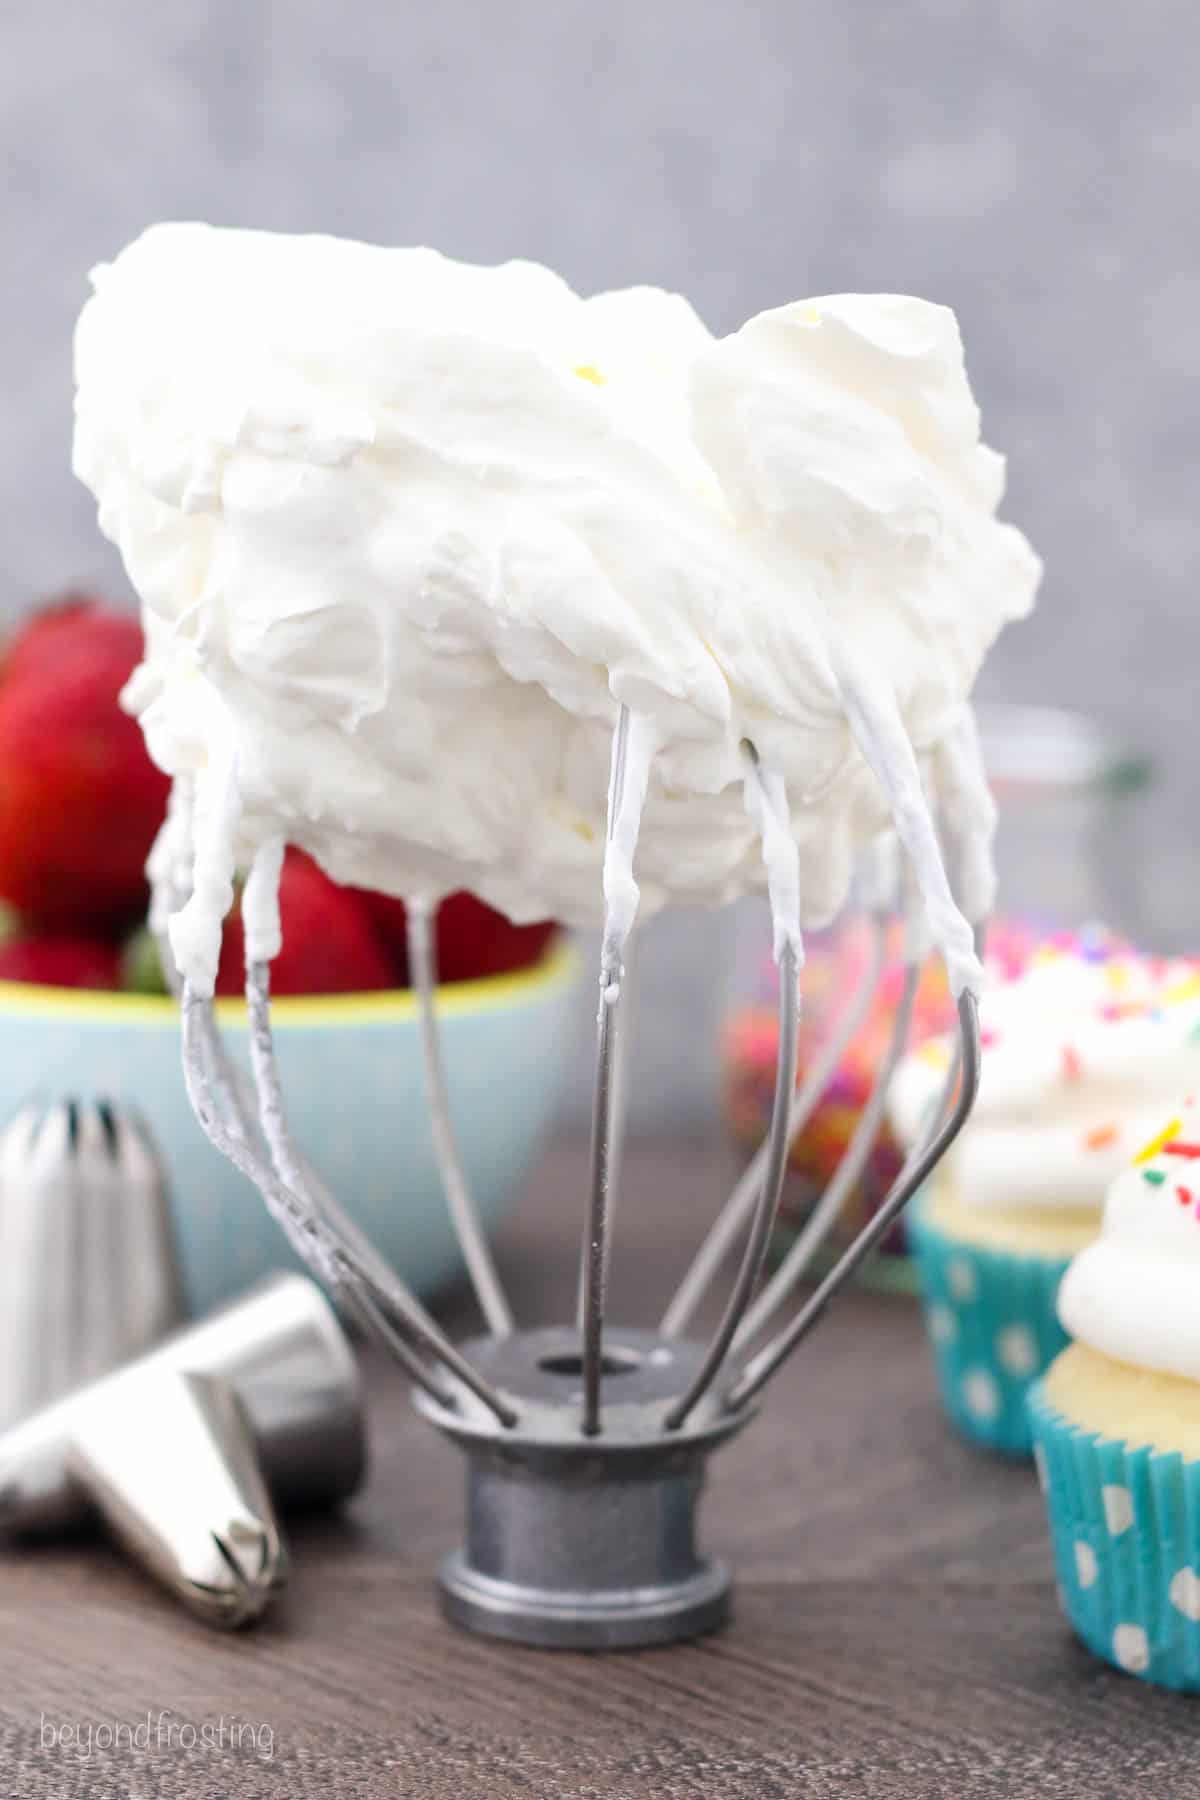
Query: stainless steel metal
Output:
[[0, 1098, 183, 1430], [0, 1272, 365, 1537], [724, 988, 982, 1411], [600, 925, 637, 1289], [158, 792, 494, 1417], [241, 961, 464, 1410], [155, 706, 988, 1651], [732, 956, 921, 1352], [416, 1327, 754, 1649], [156, 824, 454, 1386], [68, 1369, 287, 1628], [663, 935, 799, 1432], [580, 967, 623, 1436], [577, 926, 638, 1334], [659, 911, 889, 1339], [580, 702, 634, 1436], [407, 900, 514, 1337], [183, 985, 516, 1426], [293, 947, 968, 1651]]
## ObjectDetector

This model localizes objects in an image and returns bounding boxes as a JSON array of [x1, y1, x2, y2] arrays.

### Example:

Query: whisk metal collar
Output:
[[415, 1326, 755, 1649]]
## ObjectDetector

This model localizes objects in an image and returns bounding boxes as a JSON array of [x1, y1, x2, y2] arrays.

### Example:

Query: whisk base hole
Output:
[[536, 1347, 642, 1380]]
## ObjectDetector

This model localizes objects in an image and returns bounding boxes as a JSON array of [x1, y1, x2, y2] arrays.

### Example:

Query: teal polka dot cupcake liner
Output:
[[905, 1192, 1071, 1455], [1029, 1381, 1200, 1691]]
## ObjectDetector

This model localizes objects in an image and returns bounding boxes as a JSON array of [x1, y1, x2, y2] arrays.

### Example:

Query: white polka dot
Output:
[[961, 1368, 1000, 1421], [1112, 1623, 1150, 1673], [1102, 1484, 1134, 1536], [946, 1258, 977, 1303], [1074, 1541, 1098, 1589], [1169, 1567, 1200, 1620], [927, 1303, 957, 1346], [1033, 1442, 1049, 1493], [995, 1324, 1038, 1379]]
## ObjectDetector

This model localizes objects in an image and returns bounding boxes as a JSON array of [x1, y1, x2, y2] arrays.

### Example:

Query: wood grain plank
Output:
[[3, 1138, 1199, 1797]]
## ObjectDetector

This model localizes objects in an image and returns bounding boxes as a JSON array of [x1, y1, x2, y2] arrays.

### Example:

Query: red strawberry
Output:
[[0, 596, 170, 933], [215, 849, 393, 996], [440, 894, 557, 981], [363, 888, 558, 984], [0, 933, 121, 989], [354, 892, 411, 984], [213, 909, 245, 995], [214, 908, 246, 995], [2, 592, 104, 683]]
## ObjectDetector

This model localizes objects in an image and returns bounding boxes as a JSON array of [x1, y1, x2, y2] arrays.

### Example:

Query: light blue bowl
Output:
[[0, 944, 580, 1315]]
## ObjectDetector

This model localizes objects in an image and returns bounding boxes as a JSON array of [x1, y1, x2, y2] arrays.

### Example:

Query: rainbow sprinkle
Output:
[[1083, 1124, 1118, 1151], [1136, 1118, 1183, 1165], [1143, 1170, 1166, 1187]]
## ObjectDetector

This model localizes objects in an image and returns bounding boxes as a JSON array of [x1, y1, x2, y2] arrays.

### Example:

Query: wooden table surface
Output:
[[4, 1138, 1200, 1798]]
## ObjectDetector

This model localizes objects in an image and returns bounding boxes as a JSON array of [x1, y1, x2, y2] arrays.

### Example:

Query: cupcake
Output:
[[890, 931, 1200, 1453], [1031, 1101, 1200, 1688]]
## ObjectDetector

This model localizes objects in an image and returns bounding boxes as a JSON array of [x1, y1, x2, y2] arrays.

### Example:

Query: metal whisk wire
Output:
[[161, 698, 987, 1650], [580, 704, 634, 1436], [662, 933, 798, 1431], [723, 985, 981, 1412], [151, 791, 453, 1377], [730, 954, 921, 1354], [181, 984, 516, 1423], [659, 909, 889, 1340], [406, 900, 514, 1338]]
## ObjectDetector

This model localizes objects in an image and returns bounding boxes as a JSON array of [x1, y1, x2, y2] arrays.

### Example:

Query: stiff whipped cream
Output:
[[890, 934, 1200, 1213], [73, 223, 1040, 996], [1059, 1092, 1200, 1379]]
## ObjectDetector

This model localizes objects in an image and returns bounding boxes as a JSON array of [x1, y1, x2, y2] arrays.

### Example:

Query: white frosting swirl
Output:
[[890, 940, 1200, 1213], [1060, 1092, 1200, 1379], [72, 224, 1038, 995]]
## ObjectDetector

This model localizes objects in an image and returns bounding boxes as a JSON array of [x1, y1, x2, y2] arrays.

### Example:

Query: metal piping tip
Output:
[[68, 1369, 289, 1630], [0, 1272, 365, 1542], [197, 1519, 291, 1628], [0, 1095, 183, 1431]]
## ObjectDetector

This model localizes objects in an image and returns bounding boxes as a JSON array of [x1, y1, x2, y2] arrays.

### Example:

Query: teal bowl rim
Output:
[[0, 940, 581, 1029]]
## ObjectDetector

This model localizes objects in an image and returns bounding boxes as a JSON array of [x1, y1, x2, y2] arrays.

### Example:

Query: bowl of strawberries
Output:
[[0, 596, 579, 1313]]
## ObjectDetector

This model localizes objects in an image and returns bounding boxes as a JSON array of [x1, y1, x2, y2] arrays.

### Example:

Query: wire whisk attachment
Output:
[[164, 696, 988, 1649]]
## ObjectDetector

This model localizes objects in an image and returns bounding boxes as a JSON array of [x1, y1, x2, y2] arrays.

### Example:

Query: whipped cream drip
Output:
[[73, 224, 1039, 996], [1059, 1090, 1200, 1380], [890, 936, 1200, 1214]]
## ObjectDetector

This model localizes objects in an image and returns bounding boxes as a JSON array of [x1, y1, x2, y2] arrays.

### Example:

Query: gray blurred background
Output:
[[1, 0, 1196, 1125]]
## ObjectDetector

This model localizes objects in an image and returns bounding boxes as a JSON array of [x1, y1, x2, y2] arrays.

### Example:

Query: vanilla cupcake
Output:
[[1031, 1101, 1200, 1688], [890, 932, 1200, 1453]]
